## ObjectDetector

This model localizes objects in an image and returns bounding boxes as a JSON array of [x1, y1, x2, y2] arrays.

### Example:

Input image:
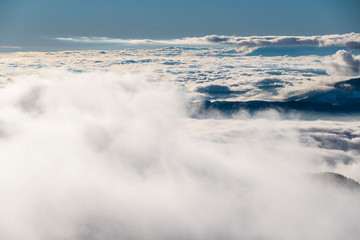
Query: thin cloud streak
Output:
[[55, 36, 207, 45], [0, 46, 22, 49]]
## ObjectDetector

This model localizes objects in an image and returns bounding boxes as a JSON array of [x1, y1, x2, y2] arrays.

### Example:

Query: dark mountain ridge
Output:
[[192, 78, 360, 116]]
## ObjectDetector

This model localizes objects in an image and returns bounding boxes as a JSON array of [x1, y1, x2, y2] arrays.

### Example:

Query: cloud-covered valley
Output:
[[0, 47, 360, 239]]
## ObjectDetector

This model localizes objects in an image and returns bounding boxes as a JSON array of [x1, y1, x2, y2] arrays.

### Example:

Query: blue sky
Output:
[[1, 0, 359, 50]]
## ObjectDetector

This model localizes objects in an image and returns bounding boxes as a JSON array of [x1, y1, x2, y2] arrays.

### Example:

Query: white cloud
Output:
[[0, 48, 331, 102], [56, 36, 205, 45], [0, 70, 359, 239], [56, 33, 360, 49], [200, 33, 360, 50], [0, 46, 21, 49], [324, 50, 360, 76]]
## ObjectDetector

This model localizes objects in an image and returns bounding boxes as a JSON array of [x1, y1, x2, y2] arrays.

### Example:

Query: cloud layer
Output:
[[0, 47, 360, 239], [57, 33, 360, 49], [0, 47, 340, 103]]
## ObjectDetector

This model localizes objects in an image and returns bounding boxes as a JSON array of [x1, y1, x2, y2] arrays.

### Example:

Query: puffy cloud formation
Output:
[[325, 50, 360, 76], [57, 33, 360, 49], [0, 70, 359, 240]]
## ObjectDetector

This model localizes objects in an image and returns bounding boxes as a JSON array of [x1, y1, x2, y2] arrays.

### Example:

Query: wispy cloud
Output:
[[56, 36, 207, 45], [0, 46, 21, 49], [56, 33, 360, 49]]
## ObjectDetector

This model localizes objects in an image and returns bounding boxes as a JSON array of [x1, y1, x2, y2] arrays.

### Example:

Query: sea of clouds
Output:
[[1, 47, 359, 102], [0, 46, 359, 239]]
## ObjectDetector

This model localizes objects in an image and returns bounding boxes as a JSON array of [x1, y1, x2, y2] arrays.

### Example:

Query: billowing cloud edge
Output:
[[56, 33, 360, 50], [324, 50, 360, 75]]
